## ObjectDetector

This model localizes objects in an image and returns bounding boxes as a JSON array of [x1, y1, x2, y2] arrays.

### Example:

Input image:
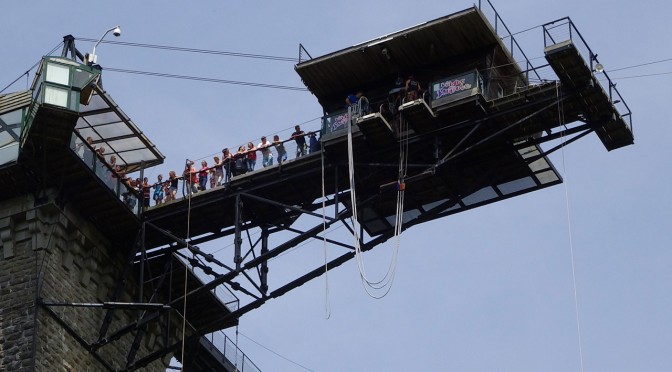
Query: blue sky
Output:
[[2, 1, 671, 371]]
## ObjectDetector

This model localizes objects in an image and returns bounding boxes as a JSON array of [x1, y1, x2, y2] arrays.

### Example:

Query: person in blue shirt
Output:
[[308, 132, 319, 154], [345, 93, 359, 106]]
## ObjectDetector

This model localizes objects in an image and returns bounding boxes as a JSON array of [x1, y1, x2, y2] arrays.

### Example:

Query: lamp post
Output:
[[87, 25, 121, 65]]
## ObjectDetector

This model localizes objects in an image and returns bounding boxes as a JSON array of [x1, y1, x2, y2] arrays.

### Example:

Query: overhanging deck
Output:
[[544, 40, 634, 150], [295, 6, 521, 112]]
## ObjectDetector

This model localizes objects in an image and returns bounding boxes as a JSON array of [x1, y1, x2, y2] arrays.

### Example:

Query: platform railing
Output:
[[542, 17, 633, 133], [477, 0, 542, 83], [298, 43, 313, 64], [206, 330, 262, 372], [135, 124, 322, 208], [69, 132, 141, 215]]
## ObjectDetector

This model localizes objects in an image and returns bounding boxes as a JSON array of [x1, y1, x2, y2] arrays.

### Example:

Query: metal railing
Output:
[[63, 124, 324, 215], [69, 132, 142, 215], [543, 17, 633, 133], [298, 43, 313, 64], [477, 0, 542, 83], [206, 331, 262, 372]]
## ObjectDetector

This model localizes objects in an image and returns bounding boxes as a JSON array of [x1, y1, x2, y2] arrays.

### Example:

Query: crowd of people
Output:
[[76, 125, 321, 210], [75, 75, 423, 211]]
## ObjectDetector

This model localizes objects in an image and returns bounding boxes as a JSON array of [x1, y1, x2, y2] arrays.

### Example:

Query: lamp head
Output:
[[113, 26, 121, 37], [594, 63, 604, 73]]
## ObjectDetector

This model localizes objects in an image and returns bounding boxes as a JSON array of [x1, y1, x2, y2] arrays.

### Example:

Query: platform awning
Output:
[[295, 6, 517, 110], [75, 85, 164, 172]]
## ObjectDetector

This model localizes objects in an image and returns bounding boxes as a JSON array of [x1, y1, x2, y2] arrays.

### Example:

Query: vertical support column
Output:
[[139, 222, 146, 305], [333, 165, 339, 219], [260, 227, 269, 295], [234, 194, 243, 270], [139, 160, 146, 214]]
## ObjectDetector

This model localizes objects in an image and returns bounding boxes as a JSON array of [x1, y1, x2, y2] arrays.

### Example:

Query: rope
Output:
[[180, 160, 194, 367], [346, 99, 407, 298], [556, 82, 585, 372]]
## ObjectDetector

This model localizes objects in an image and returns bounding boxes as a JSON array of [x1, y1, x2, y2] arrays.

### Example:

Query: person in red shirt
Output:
[[198, 160, 209, 191], [142, 177, 151, 208], [183, 160, 199, 194], [246, 142, 257, 172]]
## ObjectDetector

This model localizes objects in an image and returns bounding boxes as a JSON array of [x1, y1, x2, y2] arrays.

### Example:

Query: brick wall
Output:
[[0, 192, 174, 371]]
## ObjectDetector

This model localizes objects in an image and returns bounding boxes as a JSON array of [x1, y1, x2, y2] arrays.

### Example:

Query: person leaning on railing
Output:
[[273, 135, 287, 164], [246, 142, 257, 171], [258, 136, 273, 168], [291, 125, 307, 158], [211, 156, 223, 187], [198, 160, 209, 191], [153, 174, 165, 206], [166, 171, 178, 202], [141, 177, 151, 208], [221, 148, 233, 183], [183, 160, 198, 194], [232, 146, 247, 177], [308, 132, 319, 153]]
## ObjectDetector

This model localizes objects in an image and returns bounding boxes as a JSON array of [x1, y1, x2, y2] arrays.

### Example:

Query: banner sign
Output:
[[322, 110, 350, 135], [431, 72, 478, 101]]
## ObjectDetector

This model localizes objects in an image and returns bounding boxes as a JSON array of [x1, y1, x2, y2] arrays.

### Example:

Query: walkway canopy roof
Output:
[[74, 83, 164, 172]]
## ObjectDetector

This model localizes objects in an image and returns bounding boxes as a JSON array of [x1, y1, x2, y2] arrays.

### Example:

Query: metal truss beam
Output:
[[521, 126, 594, 164], [118, 82, 594, 368], [437, 98, 567, 169]]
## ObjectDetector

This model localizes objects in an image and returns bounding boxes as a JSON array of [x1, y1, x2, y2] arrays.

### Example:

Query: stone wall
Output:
[[0, 192, 173, 371]]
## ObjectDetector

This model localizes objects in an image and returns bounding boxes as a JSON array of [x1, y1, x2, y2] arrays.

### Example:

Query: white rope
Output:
[[346, 101, 408, 298], [557, 82, 585, 372], [180, 163, 194, 367]]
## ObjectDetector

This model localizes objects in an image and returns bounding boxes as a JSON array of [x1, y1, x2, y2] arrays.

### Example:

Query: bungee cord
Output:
[[346, 99, 408, 298], [556, 81, 585, 372]]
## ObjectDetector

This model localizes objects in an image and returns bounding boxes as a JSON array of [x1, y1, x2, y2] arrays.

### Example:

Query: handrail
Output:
[[69, 131, 142, 215], [298, 43, 313, 64], [207, 330, 262, 372], [129, 124, 323, 209], [477, 0, 542, 83], [542, 17, 633, 134]]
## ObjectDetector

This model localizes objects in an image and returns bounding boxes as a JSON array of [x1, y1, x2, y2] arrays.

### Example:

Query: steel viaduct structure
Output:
[[0, 2, 633, 371]]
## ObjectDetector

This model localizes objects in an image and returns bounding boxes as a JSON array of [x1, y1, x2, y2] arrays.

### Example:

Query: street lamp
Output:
[[87, 25, 121, 65]]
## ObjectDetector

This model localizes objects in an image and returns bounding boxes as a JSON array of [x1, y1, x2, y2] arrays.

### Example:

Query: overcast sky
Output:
[[2, 1, 671, 371]]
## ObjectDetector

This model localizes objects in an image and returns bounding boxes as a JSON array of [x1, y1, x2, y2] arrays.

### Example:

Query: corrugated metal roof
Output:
[[0, 90, 32, 115]]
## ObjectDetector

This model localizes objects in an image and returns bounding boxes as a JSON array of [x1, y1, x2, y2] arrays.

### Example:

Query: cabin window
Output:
[[45, 63, 70, 86], [44, 85, 69, 108]]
